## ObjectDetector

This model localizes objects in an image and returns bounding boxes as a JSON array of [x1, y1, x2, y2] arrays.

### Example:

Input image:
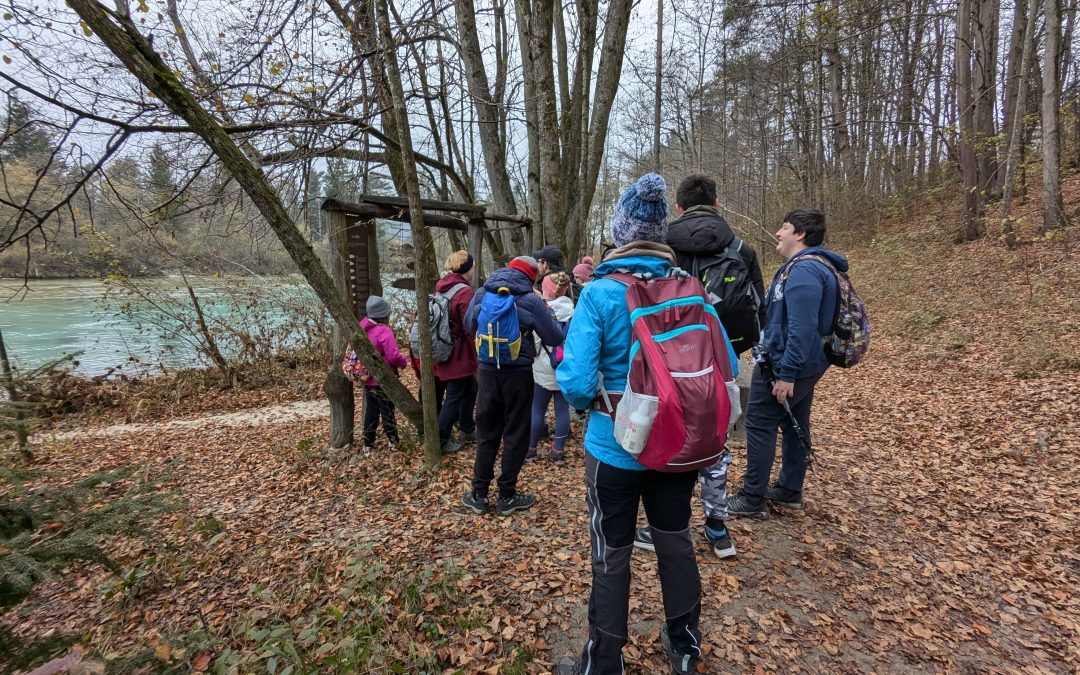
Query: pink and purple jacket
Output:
[[360, 316, 409, 388]]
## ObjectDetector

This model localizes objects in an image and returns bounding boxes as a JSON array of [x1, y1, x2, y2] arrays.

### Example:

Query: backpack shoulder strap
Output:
[[604, 270, 638, 287], [439, 282, 469, 299]]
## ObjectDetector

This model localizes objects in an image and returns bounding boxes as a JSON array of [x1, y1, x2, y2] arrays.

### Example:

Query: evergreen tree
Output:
[[0, 96, 52, 162]]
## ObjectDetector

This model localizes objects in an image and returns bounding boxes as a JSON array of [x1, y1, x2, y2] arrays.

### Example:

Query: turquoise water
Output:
[[0, 277, 414, 377]]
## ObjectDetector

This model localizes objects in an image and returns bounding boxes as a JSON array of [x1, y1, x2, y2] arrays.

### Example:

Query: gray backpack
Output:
[[408, 283, 468, 363]]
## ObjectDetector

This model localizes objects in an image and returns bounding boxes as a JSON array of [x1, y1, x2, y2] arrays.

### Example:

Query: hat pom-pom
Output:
[[582, 256, 594, 266], [635, 173, 666, 201]]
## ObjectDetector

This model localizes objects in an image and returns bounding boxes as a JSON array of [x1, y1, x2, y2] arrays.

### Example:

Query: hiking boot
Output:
[[550, 449, 566, 466], [441, 439, 463, 455], [661, 628, 700, 675], [496, 493, 536, 516], [767, 484, 805, 510], [462, 491, 489, 515], [457, 430, 476, 443], [525, 447, 538, 462], [633, 526, 656, 552], [555, 657, 582, 675], [726, 493, 767, 520], [704, 521, 737, 559]]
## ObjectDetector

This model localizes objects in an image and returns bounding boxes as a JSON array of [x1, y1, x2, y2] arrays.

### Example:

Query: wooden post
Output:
[[363, 217, 384, 297], [467, 217, 484, 287], [523, 222, 534, 256], [324, 210, 355, 451]]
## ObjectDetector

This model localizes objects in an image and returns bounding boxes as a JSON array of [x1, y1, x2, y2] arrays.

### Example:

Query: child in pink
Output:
[[360, 295, 409, 449]]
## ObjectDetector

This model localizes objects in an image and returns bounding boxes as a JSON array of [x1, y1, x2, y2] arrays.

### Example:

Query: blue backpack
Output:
[[474, 287, 523, 368]]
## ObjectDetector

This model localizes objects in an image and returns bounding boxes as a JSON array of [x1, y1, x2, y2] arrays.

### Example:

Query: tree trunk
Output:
[[567, 0, 633, 257], [324, 210, 356, 450], [0, 327, 30, 459], [973, 0, 1001, 199], [375, 0, 444, 468], [955, 0, 983, 241], [1042, 0, 1069, 232], [453, 0, 520, 218], [1000, 0, 1028, 194], [67, 0, 424, 433], [1001, 0, 1040, 249], [653, 0, 663, 171]]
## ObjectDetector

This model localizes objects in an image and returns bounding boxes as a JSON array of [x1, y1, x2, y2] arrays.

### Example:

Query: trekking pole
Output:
[[750, 345, 815, 468]]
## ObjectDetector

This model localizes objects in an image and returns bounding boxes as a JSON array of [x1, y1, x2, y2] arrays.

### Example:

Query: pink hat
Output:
[[572, 256, 595, 280], [541, 274, 566, 297]]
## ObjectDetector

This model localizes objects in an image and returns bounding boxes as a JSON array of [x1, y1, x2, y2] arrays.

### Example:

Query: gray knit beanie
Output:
[[366, 295, 391, 320]]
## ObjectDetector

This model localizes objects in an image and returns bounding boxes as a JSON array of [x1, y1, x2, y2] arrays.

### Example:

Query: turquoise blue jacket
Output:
[[557, 254, 739, 471]]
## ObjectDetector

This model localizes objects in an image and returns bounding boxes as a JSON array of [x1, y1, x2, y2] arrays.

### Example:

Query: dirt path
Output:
[[35, 399, 329, 441]]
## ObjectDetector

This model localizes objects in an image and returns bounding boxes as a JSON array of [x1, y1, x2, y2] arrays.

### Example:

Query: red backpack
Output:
[[601, 269, 734, 472]]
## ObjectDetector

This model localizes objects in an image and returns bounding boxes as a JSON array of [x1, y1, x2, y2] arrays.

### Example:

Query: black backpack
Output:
[[692, 238, 761, 354]]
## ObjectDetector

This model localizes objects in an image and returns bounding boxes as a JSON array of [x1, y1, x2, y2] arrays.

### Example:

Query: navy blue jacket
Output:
[[762, 246, 847, 381], [464, 267, 564, 371]]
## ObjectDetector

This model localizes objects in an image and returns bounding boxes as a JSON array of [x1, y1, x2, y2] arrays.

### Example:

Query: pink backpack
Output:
[[602, 270, 734, 472]]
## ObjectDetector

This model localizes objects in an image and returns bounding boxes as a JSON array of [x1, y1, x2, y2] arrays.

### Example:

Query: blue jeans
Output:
[[529, 385, 569, 451], [742, 365, 822, 497]]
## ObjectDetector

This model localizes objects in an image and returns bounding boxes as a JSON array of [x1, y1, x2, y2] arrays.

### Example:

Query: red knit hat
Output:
[[507, 256, 539, 283]]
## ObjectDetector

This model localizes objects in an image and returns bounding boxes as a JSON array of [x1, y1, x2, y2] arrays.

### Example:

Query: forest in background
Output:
[[2, 0, 1079, 283]]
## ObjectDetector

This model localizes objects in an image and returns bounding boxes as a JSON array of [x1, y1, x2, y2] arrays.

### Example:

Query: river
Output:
[[0, 277, 411, 377]]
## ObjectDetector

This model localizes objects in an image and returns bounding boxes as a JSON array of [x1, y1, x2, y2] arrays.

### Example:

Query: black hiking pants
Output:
[[580, 452, 702, 674], [438, 375, 477, 446], [362, 386, 398, 448], [743, 365, 822, 496], [472, 369, 534, 499]]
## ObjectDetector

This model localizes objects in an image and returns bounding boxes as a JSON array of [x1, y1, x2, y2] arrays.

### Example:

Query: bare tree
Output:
[[1043, 0, 1070, 232]]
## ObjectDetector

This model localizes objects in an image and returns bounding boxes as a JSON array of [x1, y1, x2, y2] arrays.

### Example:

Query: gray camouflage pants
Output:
[[698, 447, 732, 520]]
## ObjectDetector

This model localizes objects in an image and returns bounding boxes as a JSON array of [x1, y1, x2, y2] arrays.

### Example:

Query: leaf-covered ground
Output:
[[8, 197, 1080, 673]]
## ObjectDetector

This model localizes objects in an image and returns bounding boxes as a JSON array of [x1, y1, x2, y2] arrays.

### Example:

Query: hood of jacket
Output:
[[548, 295, 575, 322], [435, 272, 472, 294], [482, 266, 535, 295], [788, 246, 849, 273], [666, 206, 735, 255], [359, 316, 379, 331], [597, 241, 676, 272]]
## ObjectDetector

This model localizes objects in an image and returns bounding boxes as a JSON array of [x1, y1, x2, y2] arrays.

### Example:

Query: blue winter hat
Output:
[[610, 173, 669, 247]]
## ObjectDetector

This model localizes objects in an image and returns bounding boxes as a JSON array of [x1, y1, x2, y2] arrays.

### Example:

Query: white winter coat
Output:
[[532, 295, 575, 390]]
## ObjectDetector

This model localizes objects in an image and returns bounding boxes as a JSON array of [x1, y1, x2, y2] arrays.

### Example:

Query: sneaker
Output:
[[661, 628, 700, 674], [550, 449, 566, 466], [767, 484, 805, 509], [704, 522, 737, 559], [495, 493, 536, 516], [461, 491, 489, 515], [726, 493, 768, 520], [525, 447, 538, 462], [633, 526, 655, 552], [441, 439, 463, 455]]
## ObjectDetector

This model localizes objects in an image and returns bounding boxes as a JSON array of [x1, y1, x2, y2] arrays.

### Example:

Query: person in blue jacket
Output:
[[461, 256, 564, 518], [727, 208, 848, 519], [555, 174, 707, 675]]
